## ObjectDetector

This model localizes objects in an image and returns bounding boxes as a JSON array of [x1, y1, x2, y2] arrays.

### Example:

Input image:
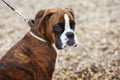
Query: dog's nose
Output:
[[66, 32, 74, 39]]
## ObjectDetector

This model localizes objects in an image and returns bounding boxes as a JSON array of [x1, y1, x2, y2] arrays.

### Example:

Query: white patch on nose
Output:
[[64, 14, 70, 30], [60, 14, 78, 49]]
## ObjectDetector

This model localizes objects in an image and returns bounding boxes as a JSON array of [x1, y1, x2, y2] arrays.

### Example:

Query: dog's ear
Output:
[[65, 8, 74, 18], [34, 9, 55, 33], [35, 9, 54, 27]]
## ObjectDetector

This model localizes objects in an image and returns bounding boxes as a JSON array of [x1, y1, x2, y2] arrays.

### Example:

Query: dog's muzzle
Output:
[[66, 32, 75, 46]]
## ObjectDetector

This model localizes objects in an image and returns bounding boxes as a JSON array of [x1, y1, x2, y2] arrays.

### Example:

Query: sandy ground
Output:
[[0, 0, 120, 80]]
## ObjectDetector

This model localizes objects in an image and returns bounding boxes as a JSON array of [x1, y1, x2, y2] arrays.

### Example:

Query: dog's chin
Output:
[[55, 41, 77, 50], [56, 44, 77, 50], [55, 44, 64, 50], [65, 43, 77, 48], [57, 47, 63, 50]]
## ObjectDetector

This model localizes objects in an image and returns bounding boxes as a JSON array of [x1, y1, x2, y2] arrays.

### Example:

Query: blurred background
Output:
[[0, 0, 120, 80]]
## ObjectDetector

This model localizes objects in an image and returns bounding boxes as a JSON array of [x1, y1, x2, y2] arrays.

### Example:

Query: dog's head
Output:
[[29, 7, 78, 49]]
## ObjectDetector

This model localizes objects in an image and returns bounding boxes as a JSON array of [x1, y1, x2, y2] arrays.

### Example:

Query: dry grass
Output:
[[0, 0, 120, 80]]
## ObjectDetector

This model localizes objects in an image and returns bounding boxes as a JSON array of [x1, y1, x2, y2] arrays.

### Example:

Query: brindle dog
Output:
[[0, 7, 77, 80]]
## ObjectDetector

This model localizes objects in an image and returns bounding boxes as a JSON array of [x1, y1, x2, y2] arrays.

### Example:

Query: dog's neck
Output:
[[24, 32, 55, 55], [29, 31, 47, 43], [28, 20, 49, 43]]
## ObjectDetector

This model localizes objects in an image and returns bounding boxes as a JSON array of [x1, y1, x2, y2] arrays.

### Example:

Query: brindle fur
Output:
[[0, 7, 74, 80], [0, 32, 56, 80]]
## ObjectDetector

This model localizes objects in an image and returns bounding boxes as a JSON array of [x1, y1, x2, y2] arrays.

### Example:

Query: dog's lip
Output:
[[56, 45, 64, 50], [74, 44, 77, 47], [67, 40, 75, 46]]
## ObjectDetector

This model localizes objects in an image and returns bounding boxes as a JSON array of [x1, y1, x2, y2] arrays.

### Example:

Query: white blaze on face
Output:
[[64, 14, 70, 30], [60, 14, 78, 49]]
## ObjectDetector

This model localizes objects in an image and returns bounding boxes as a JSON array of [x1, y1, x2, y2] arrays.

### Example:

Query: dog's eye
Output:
[[70, 21, 75, 30], [54, 23, 64, 33], [54, 25, 63, 32]]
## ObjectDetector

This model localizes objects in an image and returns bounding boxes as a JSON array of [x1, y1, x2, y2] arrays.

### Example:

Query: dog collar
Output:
[[29, 31, 47, 43]]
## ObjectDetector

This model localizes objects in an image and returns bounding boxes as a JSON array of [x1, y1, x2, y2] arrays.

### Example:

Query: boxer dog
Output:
[[0, 7, 77, 80]]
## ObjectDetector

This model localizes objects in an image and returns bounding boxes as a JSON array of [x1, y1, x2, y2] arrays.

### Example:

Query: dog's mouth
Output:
[[67, 40, 75, 46], [56, 42, 77, 50], [63, 40, 77, 48]]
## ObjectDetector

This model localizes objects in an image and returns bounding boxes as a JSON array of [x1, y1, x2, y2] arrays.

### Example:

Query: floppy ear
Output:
[[34, 9, 54, 33], [65, 8, 74, 18]]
